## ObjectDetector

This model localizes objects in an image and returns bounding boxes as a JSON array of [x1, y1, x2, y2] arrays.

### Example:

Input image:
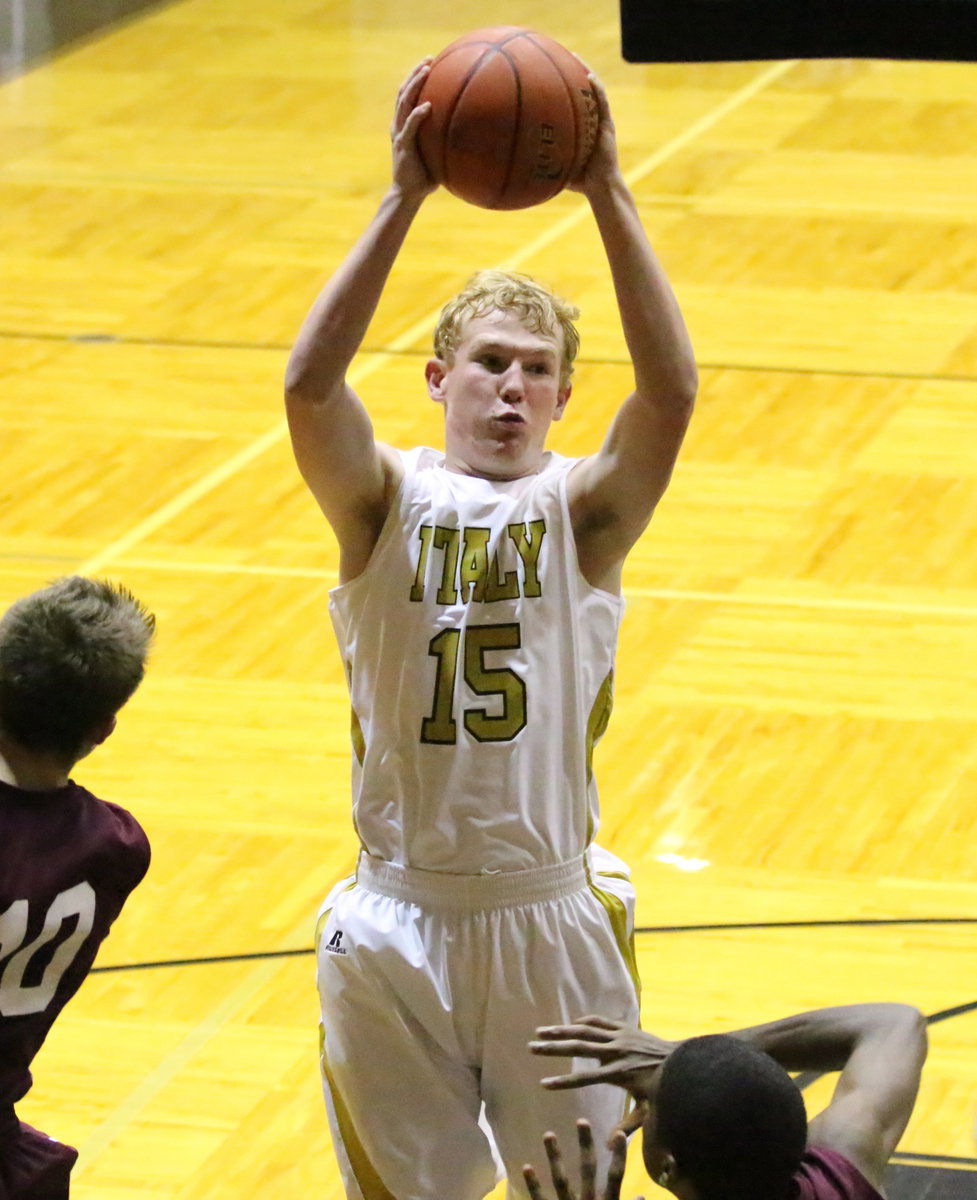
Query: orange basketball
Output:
[[416, 27, 598, 210]]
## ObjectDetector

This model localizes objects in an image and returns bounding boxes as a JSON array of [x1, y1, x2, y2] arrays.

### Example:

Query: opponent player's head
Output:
[[643, 1035, 808, 1200], [434, 270, 580, 388], [0, 576, 156, 766]]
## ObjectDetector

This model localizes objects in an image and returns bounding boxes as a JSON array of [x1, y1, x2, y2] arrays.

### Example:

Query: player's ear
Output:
[[92, 715, 117, 747], [426, 358, 448, 403], [553, 381, 571, 421]]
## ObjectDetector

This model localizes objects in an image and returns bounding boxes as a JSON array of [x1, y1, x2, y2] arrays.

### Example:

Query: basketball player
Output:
[[524, 1001, 927, 1199], [285, 58, 696, 1199], [0, 576, 154, 1199]]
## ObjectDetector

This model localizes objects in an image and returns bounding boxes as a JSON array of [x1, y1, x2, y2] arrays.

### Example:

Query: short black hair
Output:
[[0, 576, 155, 763], [657, 1034, 807, 1200]]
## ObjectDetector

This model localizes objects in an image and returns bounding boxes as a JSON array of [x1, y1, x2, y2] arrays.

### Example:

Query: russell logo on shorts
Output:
[[324, 929, 348, 956]]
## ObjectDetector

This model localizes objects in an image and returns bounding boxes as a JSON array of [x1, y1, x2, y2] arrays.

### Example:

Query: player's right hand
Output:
[[522, 1123, 642, 1200], [391, 59, 437, 199], [530, 1015, 677, 1097]]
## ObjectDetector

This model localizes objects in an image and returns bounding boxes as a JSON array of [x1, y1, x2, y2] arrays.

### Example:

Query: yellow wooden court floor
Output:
[[0, 0, 975, 1196]]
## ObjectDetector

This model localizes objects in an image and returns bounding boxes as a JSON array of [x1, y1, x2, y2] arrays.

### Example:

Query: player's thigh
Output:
[[316, 889, 498, 1199], [479, 891, 638, 1190]]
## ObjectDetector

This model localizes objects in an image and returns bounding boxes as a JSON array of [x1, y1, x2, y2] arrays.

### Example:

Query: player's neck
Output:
[[0, 737, 71, 791], [443, 446, 545, 480]]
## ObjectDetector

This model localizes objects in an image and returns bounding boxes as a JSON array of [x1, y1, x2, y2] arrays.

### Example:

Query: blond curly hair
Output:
[[433, 270, 580, 387]]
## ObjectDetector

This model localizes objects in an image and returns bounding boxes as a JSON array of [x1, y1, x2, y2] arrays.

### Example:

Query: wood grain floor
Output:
[[1, 0, 974, 1195]]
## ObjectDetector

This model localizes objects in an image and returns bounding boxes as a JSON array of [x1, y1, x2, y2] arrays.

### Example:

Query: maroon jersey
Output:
[[0, 780, 150, 1108], [793, 1147, 884, 1199]]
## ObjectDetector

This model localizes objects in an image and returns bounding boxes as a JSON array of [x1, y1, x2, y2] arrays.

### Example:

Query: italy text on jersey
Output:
[[410, 520, 546, 605]]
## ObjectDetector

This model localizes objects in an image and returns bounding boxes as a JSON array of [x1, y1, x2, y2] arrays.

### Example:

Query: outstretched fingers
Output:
[[392, 58, 432, 134], [544, 1131, 574, 1199], [604, 1131, 628, 1200]]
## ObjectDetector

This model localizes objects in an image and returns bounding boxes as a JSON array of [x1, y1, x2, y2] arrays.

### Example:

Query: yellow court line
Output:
[[71, 59, 799, 1170], [77, 59, 797, 581]]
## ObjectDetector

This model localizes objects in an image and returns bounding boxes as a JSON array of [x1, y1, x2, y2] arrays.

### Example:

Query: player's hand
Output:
[[530, 1015, 677, 1097], [567, 74, 621, 196], [391, 58, 437, 199], [523, 1123, 643, 1200]]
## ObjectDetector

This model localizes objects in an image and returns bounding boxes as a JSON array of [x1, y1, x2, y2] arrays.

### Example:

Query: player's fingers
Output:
[[400, 100, 431, 141], [544, 1132, 574, 1200], [531, 1035, 616, 1055], [577, 1014, 622, 1030], [535, 1017, 620, 1038], [604, 1131, 627, 1200], [614, 1102, 647, 1140], [522, 1164, 548, 1200], [583, 72, 613, 130], [393, 59, 431, 128], [576, 1121, 597, 1200], [540, 1068, 627, 1090]]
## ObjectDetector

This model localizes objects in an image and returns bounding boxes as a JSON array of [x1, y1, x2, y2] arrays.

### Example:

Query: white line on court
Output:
[[110, 556, 977, 621]]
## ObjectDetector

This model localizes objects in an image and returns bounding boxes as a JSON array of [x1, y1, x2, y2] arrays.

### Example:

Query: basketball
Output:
[[416, 27, 599, 210]]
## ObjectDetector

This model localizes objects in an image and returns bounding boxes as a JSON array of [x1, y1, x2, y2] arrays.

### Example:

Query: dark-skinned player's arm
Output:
[[531, 1003, 926, 1190], [284, 59, 435, 582], [755, 1002, 927, 1190], [565, 76, 697, 594]]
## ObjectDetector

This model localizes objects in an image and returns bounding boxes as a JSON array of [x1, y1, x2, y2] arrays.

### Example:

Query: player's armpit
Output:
[[286, 386, 403, 578], [567, 390, 692, 587]]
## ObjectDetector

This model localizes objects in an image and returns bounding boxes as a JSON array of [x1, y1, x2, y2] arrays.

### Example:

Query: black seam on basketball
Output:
[[499, 29, 535, 49], [438, 44, 494, 185], [495, 47, 523, 208]]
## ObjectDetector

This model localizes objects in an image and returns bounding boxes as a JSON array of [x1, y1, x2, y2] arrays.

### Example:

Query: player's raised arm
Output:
[[284, 60, 436, 580], [565, 1004, 924, 1189], [531, 1003, 925, 1193], [566, 77, 697, 592], [754, 1002, 927, 1189]]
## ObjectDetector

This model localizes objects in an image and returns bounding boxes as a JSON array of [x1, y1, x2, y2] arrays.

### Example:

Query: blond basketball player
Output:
[[285, 60, 697, 1200]]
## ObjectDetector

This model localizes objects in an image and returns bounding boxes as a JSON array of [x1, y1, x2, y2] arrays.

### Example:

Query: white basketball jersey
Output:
[[328, 447, 624, 874]]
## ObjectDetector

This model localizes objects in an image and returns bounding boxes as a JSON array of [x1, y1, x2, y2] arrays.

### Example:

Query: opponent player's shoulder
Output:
[[70, 784, 151, 892], [793, 1146, 884, 1200]]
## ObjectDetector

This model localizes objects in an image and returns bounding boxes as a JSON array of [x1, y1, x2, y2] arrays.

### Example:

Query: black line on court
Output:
[[634, 916, 977, 933], [3, 327, 977, 388], [90, 926, 975, 1188], [91, 915, 975, 974], [892, 1152, 977, 1167], [91, 946, 311, 973]]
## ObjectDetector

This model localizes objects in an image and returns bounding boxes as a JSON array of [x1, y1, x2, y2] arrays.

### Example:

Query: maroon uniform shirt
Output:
[[0, 780, 150, 1110], [794, 1146, 885, 1199]]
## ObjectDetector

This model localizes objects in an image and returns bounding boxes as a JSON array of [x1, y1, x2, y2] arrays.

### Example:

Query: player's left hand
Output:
[[522, 1122, 642, 1200], [566, 73, 621, 196]]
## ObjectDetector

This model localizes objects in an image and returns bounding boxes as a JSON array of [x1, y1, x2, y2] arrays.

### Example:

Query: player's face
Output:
[[426, 309, 571, 479], [636, 1073, 679, 1194]]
